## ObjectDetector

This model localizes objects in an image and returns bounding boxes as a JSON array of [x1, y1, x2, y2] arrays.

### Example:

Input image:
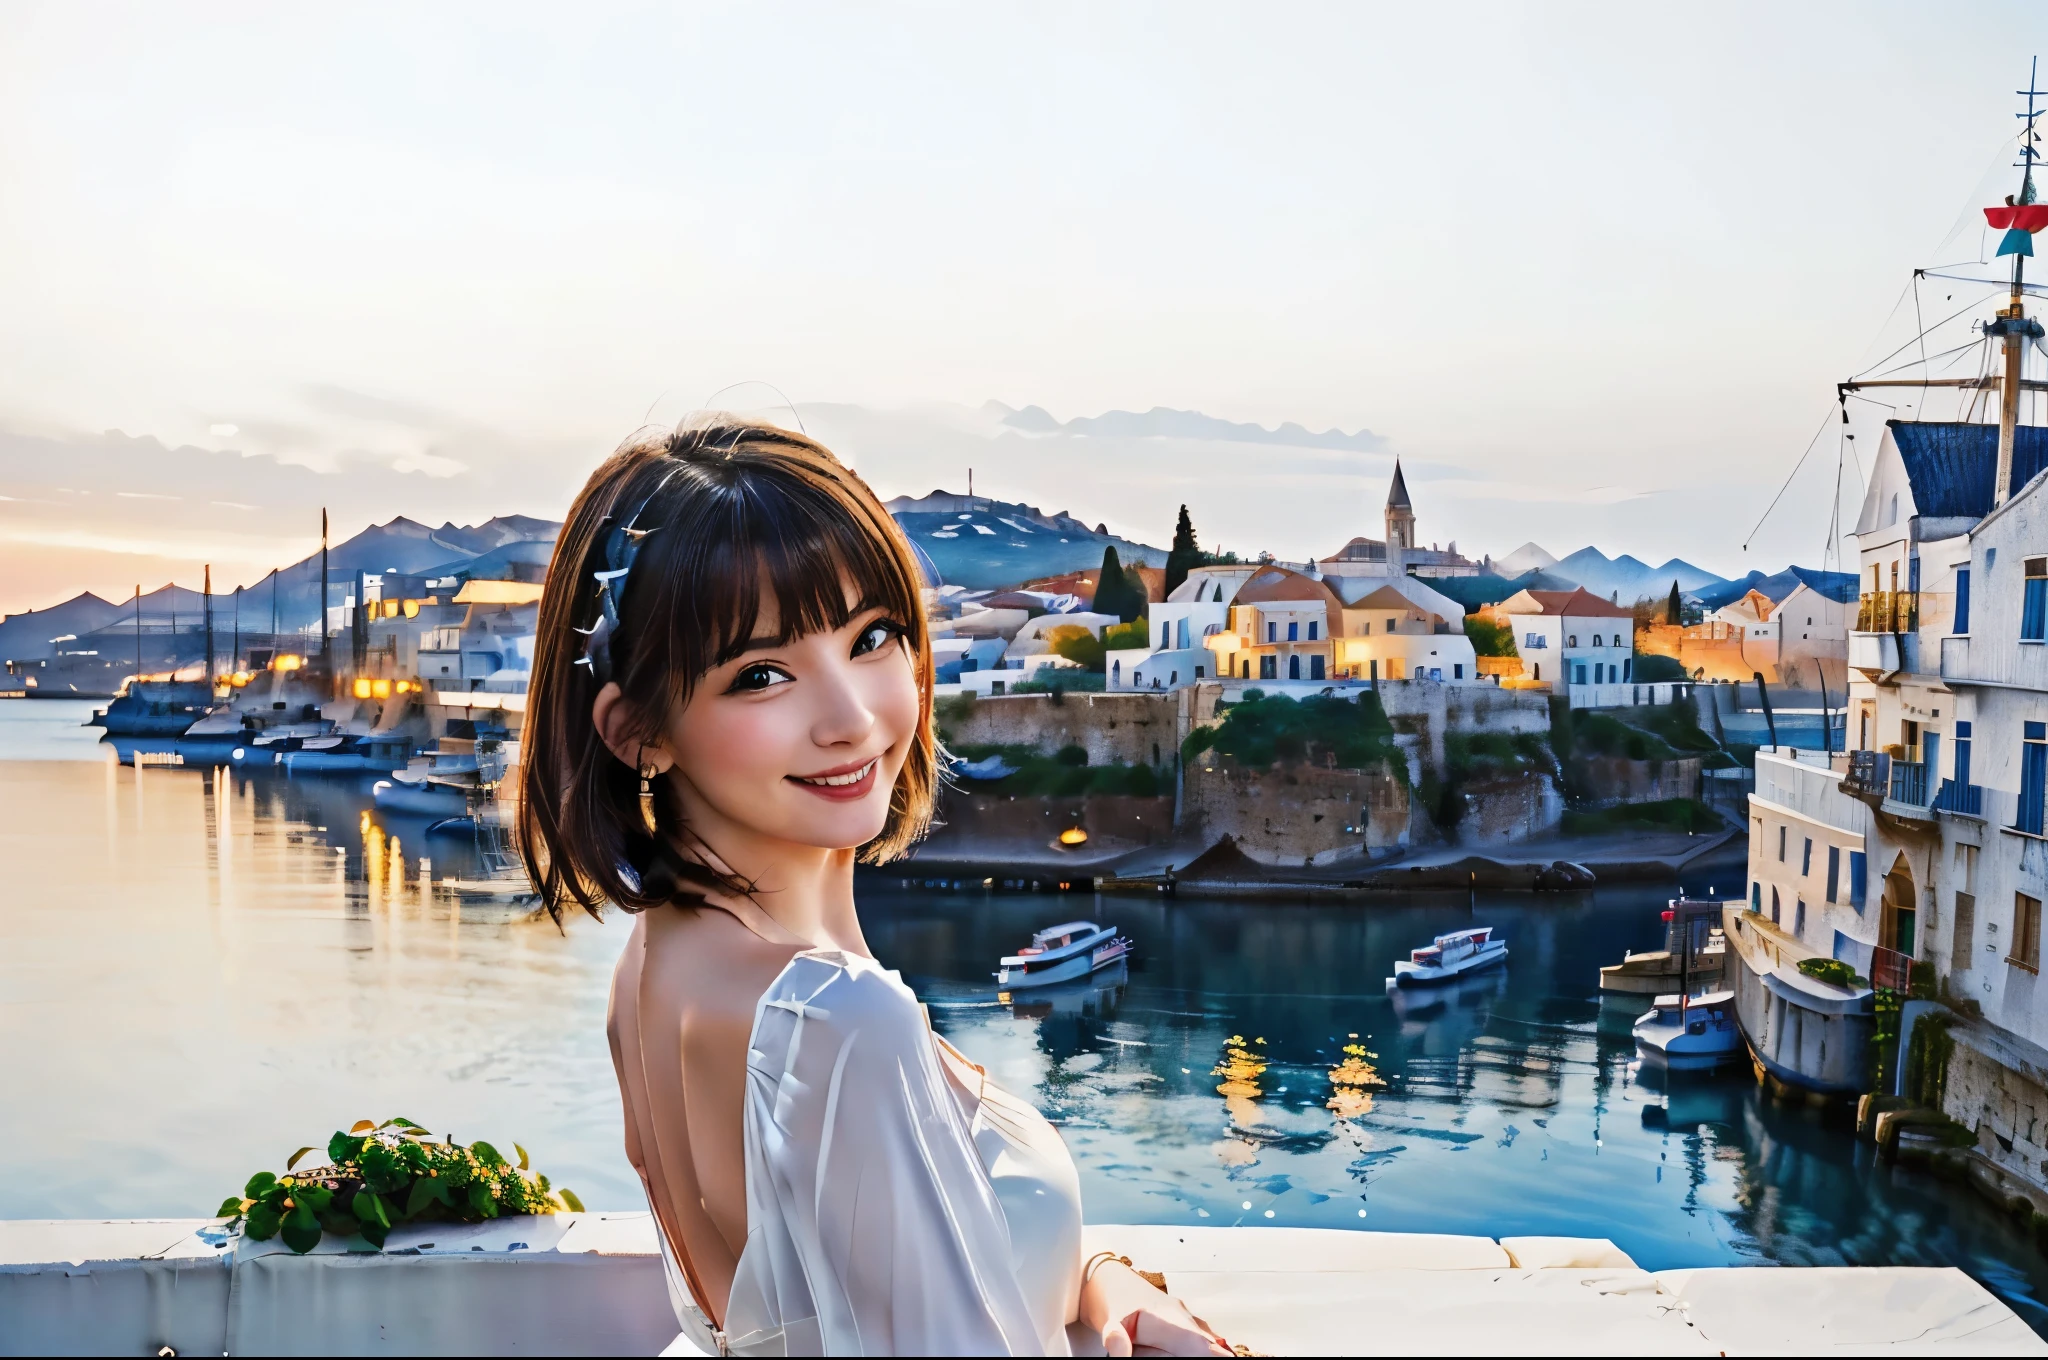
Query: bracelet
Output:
[[1082, 1250, 1168, 1293]]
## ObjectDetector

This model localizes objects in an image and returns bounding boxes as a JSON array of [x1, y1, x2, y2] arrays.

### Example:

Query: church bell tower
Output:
[[1384, 459, 1415, 576]]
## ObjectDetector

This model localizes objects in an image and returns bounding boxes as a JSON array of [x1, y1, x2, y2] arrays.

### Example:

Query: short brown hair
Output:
[[519, 419, 937, 923]]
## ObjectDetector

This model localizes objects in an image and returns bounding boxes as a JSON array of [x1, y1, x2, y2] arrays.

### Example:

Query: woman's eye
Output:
[[852, 621, 902, 657], [729, 663, 793, 693]]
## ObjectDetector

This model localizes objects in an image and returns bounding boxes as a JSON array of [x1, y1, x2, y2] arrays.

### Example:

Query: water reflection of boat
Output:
[[1002, 960, 1128, 1019], [1635, 1064, 1747, 1131], [1387, 926, 1506, 989], [1386, 965, 1507, 1022], [995, 920, 1130, 988]]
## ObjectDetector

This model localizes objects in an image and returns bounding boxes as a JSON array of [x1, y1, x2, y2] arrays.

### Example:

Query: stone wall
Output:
[[1182, 756, 1410, 866], [1457, 773, 1565, 845], [1941, 1023, 2048, 1203], [915, 791, 1176, 866], [936, 689, 1214, 768], [1375, 683, 1552, 770], [1578, 756, 1703, 806]]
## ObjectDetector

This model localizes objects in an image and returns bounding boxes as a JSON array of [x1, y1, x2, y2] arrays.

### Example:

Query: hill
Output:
[[0, 591, 126, 661], [885, 491, 1165, 590], [1549, 547, 1725, 603]]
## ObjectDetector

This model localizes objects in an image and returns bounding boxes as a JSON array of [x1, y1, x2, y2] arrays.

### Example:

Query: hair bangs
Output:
[[521, 418, 940, 925]]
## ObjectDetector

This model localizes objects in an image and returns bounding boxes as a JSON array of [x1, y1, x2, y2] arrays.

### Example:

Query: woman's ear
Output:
[[591, 682, 673, 774]]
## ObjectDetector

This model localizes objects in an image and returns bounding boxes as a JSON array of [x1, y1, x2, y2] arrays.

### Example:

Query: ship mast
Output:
[[1994, 59, 2047, 506]]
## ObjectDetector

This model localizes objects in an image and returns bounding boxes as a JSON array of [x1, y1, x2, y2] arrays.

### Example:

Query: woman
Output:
[[521, 419, 1234, 1357]]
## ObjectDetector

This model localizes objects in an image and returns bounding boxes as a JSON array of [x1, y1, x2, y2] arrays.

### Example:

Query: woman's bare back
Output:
[[608, 902, 802, 1324]]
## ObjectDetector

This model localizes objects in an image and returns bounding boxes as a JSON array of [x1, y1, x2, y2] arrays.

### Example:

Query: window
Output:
[[1195, 665, 1205, 678], [1751, 881, 1761, 911], [1288, 621, 1299, 642], [1309, 655, 1325, 681], [1777, 826, 1786, 862], [1771, 886, 1781, 923], [1795, 899, 1806, 936], [1826, 845, 1840, 902], [1307, 620, 1319, 641], [1593, 634, 1604, 647], [1955, 890, 1976, 965], [1259, 655, 1276, 679], [1161, 622, 1171, 649], [1567, 634, 1578, 648], [2012, 893, 2042, 973], [1801, 837, 1812, 876], [1267, 622, 1277, 643], [1955, 567, 1972, 634], [1849, 850, 1867, 910], [2021, 720, 2048, 835], [1453, 663, 1464, 679], [1360, 620, 1372, 635], [1177, 618, 1190, 650], [1288, 655, 1301, 680], [1955, 720, 1972, 789], [2026, 560, 2048, 642]]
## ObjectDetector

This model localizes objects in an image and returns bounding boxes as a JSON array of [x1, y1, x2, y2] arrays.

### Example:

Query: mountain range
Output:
[[885, 491, 1166, 590], [1490, 542, 1725, 603]]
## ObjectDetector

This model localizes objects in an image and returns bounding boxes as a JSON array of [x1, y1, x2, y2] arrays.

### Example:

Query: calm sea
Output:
[[3, 698, 2045, 1333]]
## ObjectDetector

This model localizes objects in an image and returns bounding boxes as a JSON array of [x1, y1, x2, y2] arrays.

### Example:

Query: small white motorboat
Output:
[[1386, 926, 1507, 989], [1633, 990, 1740, 1071], [995, 921, 1130, 989]]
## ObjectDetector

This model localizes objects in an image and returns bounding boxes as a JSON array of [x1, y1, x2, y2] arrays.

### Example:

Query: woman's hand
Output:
[[1079, 1259, 1233, 1357]]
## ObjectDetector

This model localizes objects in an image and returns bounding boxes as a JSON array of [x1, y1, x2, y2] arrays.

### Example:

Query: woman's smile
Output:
[[788, 755, 880, 800]]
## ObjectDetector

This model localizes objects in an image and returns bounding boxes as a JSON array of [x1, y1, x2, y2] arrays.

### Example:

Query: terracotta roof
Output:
[[1503, 587, 1631, 619], [1232, 566, 1344, 608]]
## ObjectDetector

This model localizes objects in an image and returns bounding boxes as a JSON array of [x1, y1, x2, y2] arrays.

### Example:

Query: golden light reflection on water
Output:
[[0, 756, 635, 1220]]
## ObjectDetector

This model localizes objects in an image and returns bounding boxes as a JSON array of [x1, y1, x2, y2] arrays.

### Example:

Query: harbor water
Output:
[[4, 699, 2047, 1335]]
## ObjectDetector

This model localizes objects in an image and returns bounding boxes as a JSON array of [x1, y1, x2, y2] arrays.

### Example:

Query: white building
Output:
[[1493, 587, 1635, 696], [1746, 413, 2048, 1199], [1107, 565, 1256, 691]]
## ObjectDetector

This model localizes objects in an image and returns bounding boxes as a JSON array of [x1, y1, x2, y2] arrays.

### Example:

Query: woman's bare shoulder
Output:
[[640, 902, 802, 1022]]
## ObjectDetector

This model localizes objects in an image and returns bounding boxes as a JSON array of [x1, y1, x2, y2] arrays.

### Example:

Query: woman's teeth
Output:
[[797, 759, 875, 788]]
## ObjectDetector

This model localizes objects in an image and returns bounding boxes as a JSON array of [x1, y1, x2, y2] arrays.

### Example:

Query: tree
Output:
[[1164, 504, 1202, 597], [1091, 545, 1144, 623], [1045, 624, 1105, 671], [1665, 580, 1682, 626]]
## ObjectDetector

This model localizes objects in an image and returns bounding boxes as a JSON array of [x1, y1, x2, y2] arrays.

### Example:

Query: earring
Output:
[[637, 759, 660, 835]]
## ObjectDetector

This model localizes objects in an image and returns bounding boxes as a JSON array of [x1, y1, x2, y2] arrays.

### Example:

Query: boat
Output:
[[87, 680, 212, 737], [1600, 899, 1726, 999], [1633, 990, 1741, 1071], [995, 921, 1130, 989], [1386, 926, 1506, 988]]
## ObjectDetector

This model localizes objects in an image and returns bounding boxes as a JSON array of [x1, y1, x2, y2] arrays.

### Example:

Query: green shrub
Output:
[[1046, 624, 1105, 671], [1102, 619, 1151, 652], [1011, 670, 1106, 695], [1797, 957, 1864, 988], [1463, 616, 1517, 657], [1192, 690, 1403, 777], [218, 1118, 580, 1254], [950, 742, 1162, 796]]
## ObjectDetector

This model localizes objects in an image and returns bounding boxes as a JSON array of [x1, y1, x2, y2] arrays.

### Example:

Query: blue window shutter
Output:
[[2021, 737, 2048, 835], [1751, 881, 1761, 911], [1849, 851, 1867, 910], [2024, 578, 2048, 641], [1956, 568, 1971, 634], [1827, 845, 1840, 903]]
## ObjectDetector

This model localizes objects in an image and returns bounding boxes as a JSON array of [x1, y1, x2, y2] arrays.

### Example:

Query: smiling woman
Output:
[[517, 418, 1232, 1356]]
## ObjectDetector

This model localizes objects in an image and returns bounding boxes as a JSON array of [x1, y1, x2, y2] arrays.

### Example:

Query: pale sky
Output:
[[2, 2, 2044, 614]]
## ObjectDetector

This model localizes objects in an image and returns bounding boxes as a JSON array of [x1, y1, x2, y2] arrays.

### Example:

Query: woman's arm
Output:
[[1079, 1259, 1233, 1357]]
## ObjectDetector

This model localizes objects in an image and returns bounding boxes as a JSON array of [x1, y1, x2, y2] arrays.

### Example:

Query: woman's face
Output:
[[651, 583, 920, 861]]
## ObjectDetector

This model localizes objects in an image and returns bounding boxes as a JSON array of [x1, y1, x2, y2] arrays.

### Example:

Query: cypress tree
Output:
[[1093, 545, 1131, 619], [1665, 580, 1682, 625], [1164, 504, 1201, 597]]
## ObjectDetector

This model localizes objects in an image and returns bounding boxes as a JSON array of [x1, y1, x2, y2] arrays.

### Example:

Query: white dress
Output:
[[656, 950, 1083, 1357]]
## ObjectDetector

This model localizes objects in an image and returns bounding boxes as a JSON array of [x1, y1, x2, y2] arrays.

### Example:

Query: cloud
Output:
[[996, 403, 1388, 453]]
